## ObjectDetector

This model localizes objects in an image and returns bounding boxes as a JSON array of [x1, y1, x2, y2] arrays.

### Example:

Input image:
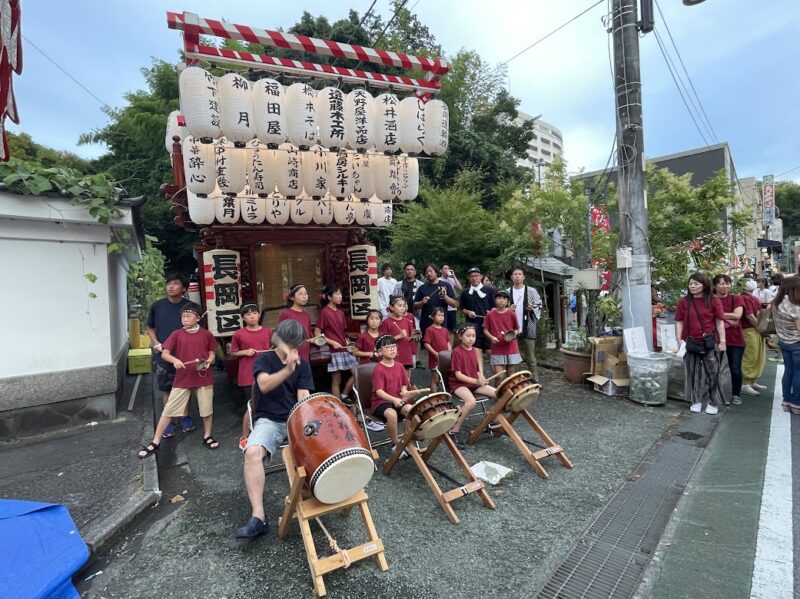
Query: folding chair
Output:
[[245, 382, 290, 474], [351, 363, 393, 448], [435, 350, 493, 421]]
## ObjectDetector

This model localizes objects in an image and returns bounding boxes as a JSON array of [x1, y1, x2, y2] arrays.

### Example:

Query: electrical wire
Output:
[[329, 0, 379, 68], [775, 164, 800, 178]]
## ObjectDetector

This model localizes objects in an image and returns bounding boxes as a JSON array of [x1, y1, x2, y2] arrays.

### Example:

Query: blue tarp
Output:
[[0, 500, 89, 599]]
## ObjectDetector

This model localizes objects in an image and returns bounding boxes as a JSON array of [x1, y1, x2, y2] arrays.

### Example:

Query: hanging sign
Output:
[[347, 244, 378, 320], [203, 249, 242, 336]]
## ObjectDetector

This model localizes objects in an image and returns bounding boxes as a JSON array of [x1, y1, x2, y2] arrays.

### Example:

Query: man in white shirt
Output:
[[377, 263, 398, 318], [507, 267, 543, 381]]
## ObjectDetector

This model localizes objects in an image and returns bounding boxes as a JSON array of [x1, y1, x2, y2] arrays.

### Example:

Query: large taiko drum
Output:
[[287, 393, 374, 504], [407, 392, 459, 440], [496, 370, 542, 412]]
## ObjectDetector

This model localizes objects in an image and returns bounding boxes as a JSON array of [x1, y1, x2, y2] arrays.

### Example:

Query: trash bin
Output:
[[666, 353, 685, 401], [627, 352, 670, 406]]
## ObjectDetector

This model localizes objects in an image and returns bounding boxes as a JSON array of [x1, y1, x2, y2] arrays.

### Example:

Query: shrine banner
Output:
[[203, 249, 242, 336], [347, 244, 378, 320]]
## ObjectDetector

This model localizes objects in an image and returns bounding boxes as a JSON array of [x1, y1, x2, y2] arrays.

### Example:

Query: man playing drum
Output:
[[236, 320, 314, 539]]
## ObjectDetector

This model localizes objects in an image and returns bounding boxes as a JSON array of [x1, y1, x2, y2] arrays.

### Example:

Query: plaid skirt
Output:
[[684, 350, 724, 407], [328, 350, 358, 372]]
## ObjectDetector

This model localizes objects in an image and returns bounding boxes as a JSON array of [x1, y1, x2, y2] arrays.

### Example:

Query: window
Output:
[[542, 149, 551, 156], [541, 138, 551, 145], [530, 145, 538, 152], [553, 143, 561, 151]]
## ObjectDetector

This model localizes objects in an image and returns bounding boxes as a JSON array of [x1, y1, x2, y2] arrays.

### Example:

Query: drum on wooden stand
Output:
[[287, 393, 375, 504], [495, 370, 541, 412], [407, 392, 459, 440]]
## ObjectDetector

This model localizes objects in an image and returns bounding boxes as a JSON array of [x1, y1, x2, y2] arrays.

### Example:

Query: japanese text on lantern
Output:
[[347, 244, 378, 320], [203, 249, 242, 336]]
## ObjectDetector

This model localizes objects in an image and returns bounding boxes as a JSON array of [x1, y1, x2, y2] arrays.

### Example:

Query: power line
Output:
[[330, 0, 379, 68], [775, 164, 800, 178]]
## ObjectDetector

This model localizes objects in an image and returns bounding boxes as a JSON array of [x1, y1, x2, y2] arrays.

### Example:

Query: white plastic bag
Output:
[[471, 461, 513, 485]]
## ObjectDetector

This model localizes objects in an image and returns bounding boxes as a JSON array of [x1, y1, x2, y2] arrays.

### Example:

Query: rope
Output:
[[314, 517, 352, 568]]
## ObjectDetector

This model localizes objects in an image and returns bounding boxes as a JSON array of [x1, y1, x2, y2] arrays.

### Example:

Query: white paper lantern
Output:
[[218, 73, 254, 146], [247, 139, 277, 197], [316, 87, 347, 151], [165, 111, 187, 153], [398, 156, 419, 202], [398, 97, 425, 156], [179, 66, 221, 142], [215, 194, 240, 224], [374, 154, 400, 201], [252, 78, 287, 148], [187, 189, 215, 225], [370, 196, 393, 228], [301, 145, 329, 198], [215, 138, 247, 195], [266, 191, 290, 225], [325, 150, 353, 199], [275, 143, 302, 198], [239, 191, 266, 225], [351, 152, 375, 200], [423, 99, 449, 156], [289, 195, 314, 225], [285, 83, 317, 150], [333, 197, 357, 226], [312, 194, 334, 225], [374, 93, 400, 154], [354, 198, 373, 226], [345, 89, 375, 152], [183, 136, 216, 195]]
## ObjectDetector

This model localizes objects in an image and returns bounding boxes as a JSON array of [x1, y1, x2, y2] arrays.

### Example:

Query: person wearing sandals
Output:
[[236, 319, 314, 538], [773, 277, 800, 414], [314, 284, 358, 402], [138, 303, 218, 459]]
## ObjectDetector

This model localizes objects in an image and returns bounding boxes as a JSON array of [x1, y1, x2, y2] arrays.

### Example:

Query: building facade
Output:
[[515, 112, 564, 183]]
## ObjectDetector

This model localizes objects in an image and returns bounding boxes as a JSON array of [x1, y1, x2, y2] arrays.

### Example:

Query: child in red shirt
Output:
[[315, 284, 358, 402], [371, 335, 414, 456], [483, 290, 522, 378], [423, 306, 451, 391], [380, 296, 415, 369], [278, 283, 312, 363], [354, 309, 382, 365]]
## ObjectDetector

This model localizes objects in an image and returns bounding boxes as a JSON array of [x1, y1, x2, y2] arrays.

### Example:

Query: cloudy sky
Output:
[[11, 0, 800, 182]]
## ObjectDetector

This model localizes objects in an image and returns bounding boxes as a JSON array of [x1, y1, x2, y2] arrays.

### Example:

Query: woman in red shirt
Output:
[[713, 274, 745, 405], [739, 280, 767, 394], [674, 272, 726, 414], [314, 284, 358, 401], [277, 283, 312, 363]]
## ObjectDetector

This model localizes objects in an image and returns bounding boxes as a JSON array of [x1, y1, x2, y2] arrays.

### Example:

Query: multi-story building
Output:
[[515, 112, 564, 183]]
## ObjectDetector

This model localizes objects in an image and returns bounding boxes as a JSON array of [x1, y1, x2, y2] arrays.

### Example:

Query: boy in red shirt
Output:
[[138, 303, 218, 458], [423, 306, 451, 391], [371, 335, 415, 458], [483, 290, 522, 378]]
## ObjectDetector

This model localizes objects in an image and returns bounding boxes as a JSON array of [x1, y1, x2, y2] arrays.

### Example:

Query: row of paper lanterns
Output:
[[182, 137, 419, 202], [187, 188, 392, 228], [175, 66, 448, 156]]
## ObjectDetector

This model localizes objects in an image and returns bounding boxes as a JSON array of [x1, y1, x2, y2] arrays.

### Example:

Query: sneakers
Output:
[[782, 402, 793, 413], [740, 385, 760, 396], [705, 404, 719, 415], [162, 423, 176, 438], [366, 419, 385, 432], [181, 416, 196, 433], [730, 396, 743, 405], [752, 382, 768, 391], [235, 516, 269, 539], [341, 394, 355, 406], [689, 403, 702, 413], [448, 430, 466, 450]]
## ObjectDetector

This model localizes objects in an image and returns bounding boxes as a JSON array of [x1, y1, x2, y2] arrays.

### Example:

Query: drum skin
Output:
[[288, 393, 374, 504], [496, 370, 541, 412], [408, 392, 459, 440]]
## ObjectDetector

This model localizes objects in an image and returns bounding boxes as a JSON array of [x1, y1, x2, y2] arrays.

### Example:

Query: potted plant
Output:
[[560, 326, 592, 383]]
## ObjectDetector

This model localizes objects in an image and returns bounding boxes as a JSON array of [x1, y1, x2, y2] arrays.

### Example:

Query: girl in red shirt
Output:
[[380, 296, 415, 369], [278, 283, 312, 363], [483, 290, 522, 378], [423, 307, 451, 391], [314, 284, 358, 401], [354, 309, 382, 365], [713, 274, 745, 405]]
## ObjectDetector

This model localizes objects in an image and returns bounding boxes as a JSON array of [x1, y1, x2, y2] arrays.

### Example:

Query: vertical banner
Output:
[[203, 249, 242, 336], [763, 174, 775, 227], [590, 205, 612, 291], [347, 244, 378, 320]]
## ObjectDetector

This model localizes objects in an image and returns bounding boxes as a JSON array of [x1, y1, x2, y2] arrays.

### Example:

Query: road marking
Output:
[[750, 365, 793, 599], [127, 374, 143, 411]]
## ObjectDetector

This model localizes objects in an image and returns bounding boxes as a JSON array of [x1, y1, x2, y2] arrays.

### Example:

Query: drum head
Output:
[[497, 371, 532, 395], [411, 392, 451, 410], [311, 448, 375, 504], [507, 384, 542, 412], [415, 408, 459, 440]]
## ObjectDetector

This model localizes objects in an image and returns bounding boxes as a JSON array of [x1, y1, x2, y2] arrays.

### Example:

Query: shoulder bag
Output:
[[685, 297, 716, 355], [755, 306, 776, 335]]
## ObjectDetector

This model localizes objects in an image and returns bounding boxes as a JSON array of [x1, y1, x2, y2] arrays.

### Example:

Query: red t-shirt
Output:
[[355, 330, 380, 364], [448, 345, 480, 392], [162, 327, 218, 389], [717, 294, 745, 347], [230, 326, 272, 386], [315, 305, 348, 352], [380, 315, 414, 367], [675, 296, 724, 341], [739, 293, 760, 331], [423, 325, 450, 368], [278, 308, 311, 361], [483, 309, 520, 355], [371, 360, 410, 411]]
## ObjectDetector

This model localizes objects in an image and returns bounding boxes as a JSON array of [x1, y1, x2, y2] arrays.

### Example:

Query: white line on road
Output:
[[750, 365, 793, 599], [127, 374, 142, 411]]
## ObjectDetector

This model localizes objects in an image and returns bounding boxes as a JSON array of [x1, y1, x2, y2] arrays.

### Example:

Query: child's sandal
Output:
[[137, 442, 159, 459], [203, 436, 220, 450]]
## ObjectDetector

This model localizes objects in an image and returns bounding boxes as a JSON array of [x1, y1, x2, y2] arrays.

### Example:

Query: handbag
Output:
[[685, 297, 716, 355], [755, 307, 776, 335]]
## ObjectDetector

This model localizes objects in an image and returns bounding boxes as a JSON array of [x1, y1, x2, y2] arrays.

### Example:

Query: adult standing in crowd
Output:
[[713, 274, 745, 405], [414, 263, 458, 336], [507, 266, 543, 381], [756, 278, 774, 307], [460, 266, 495, 363], [440, 265, 462, 333], [740, 279, 767, 396], [377, 263, 397, 318], [147, 272, 194, 438], [773, 277, 800, 414], [393, 262, 423, 324]]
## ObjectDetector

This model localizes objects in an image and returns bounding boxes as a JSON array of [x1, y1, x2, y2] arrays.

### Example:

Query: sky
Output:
[[10, 0, 800, 183]]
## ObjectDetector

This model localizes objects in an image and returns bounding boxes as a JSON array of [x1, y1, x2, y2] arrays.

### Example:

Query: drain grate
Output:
[[535, 415, 715, 599]]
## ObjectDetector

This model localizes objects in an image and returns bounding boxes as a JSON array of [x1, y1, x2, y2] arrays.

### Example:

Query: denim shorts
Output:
[[246, 417, 288, 462]]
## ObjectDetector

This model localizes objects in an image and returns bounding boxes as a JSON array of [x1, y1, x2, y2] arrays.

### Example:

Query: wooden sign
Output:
[[203, 249, 242, 336], [347, 244, 378, 320]]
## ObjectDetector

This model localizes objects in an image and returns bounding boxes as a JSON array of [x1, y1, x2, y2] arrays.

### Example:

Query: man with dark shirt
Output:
[[414, 263, 458, 335], [460, 266, 495, 362]]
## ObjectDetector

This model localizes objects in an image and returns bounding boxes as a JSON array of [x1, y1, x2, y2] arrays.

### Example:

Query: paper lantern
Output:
[[316, 87, 347, 151], [326, 150, 353, 199], [187, 188, 215, 225], [215, 194, 240, 224], [354, 198, 373, 226], [247, 139, 277, 197], [423, 99, 449, 156], [285, 83, 317, 150], [266, 191, 290, 225], [397, 156, 419, 202], [398, 97, 425, 156], [179, 66, 221, 142], [333, 196, 356, 226], [351, 152, 375, 200], [301, 145, 329, 198], [215, 138, 247, 195], [183, 136, 216, 195], [289, 195, 314, 225], [371, 196, 393, 228], [374, 93, 400, 154], [218, 73, 254, 147], [239, 188, 266, 225], [252, 78, 287, 148], [165, 111, 187, 153], [312, 194, 334, 225], [275, 143, 302, 198], [345, 89, 375, 152], [374, 154, 400, 201]]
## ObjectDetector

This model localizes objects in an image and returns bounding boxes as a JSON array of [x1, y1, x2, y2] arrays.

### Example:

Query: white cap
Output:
[[745, 279, 757, 291]]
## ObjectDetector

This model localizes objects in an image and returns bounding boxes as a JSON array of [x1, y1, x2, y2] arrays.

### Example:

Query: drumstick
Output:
[[483, 371, 506, 384]]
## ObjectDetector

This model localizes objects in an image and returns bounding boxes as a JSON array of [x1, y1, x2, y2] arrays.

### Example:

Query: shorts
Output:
[[328, 350, 358, 372], [490, 353, 522, 366], [154, 357, 176, 393], [246, 417, 288, 461], [373, 402, 407, 422], [446, 310, 456, 331], [163, 385, 214, 418]]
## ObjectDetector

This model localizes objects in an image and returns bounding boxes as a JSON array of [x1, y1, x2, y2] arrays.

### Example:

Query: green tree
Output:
[[6, 131, 94, 172], [776, 181, 800, 238]]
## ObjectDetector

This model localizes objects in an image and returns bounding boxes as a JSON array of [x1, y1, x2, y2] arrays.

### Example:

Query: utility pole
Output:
[[612, 0, 652, 349]]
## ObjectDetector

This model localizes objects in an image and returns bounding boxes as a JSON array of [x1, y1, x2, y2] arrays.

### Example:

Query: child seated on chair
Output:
[[447, 324, 497, 450], [423, 306, 451, 391], [371, 334, 415, 458]]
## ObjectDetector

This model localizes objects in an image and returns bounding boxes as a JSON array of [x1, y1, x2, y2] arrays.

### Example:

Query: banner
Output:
[[203, 249, 242, 336], [590, 205, 612, 291], [347, 244, 378, 320], [763, 174, 774, 227]]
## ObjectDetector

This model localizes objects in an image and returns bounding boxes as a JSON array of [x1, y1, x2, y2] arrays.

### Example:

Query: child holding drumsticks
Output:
[[371, 335, 415, 458], [354, 309, 383, 365], [423, 306, 451, 391], [483, 290, 522, 379], [314, 284, 358, 402]]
